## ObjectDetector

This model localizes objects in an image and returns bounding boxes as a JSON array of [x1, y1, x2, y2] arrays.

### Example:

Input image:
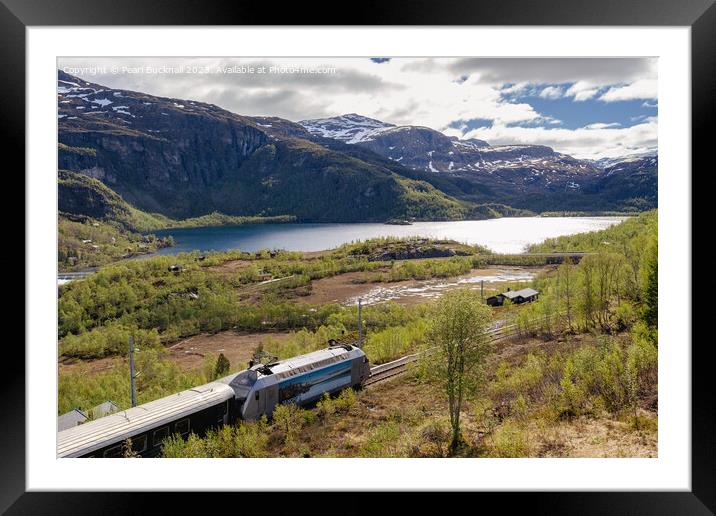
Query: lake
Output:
[[148, 216, 625, 256]]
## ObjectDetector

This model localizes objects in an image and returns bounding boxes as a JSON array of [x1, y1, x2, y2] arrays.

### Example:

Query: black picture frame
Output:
[[5, 0, 711, 513]]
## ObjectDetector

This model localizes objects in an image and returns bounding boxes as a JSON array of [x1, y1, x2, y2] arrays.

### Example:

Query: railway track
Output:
[[365, 312, 566, 386], [365, 352, 423, 386]]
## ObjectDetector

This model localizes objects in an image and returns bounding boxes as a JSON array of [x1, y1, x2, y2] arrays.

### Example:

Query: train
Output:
[[57, 342, 370, 458]]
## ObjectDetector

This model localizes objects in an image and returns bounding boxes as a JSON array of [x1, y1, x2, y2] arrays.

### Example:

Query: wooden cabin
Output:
[[487, 287, 540, 307]]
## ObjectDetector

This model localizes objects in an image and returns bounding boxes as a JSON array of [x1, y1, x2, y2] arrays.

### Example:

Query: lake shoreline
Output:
[[59, 216, 626, 276], [145, 216, 626, 258]]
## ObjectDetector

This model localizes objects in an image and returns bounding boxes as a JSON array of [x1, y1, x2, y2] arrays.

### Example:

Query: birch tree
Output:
[[427, 289, 492, 454], [557, 257, 576, 331]]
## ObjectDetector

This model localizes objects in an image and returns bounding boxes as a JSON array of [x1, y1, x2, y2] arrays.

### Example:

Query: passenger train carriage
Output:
[[58, 344, 370, 458]]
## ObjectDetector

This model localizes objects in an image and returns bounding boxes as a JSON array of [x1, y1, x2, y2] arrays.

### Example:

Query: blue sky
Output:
[[500, 88, 657, 130], [58, 57, 657, 159]]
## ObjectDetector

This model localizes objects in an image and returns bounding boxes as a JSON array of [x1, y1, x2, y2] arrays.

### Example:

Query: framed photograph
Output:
[[7, 0, 712, 512]]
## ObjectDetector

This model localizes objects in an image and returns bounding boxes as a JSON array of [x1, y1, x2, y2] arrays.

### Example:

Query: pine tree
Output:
[[214, 353, 230, 379]]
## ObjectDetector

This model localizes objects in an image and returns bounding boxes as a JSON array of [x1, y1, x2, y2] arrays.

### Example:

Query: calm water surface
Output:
[[149, 217, 625, 256]]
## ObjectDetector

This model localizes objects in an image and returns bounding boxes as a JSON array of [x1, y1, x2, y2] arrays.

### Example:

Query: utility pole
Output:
[[129, 335, 137, 407], [357, 298, 363, 348], [481, 280, 484, 303]]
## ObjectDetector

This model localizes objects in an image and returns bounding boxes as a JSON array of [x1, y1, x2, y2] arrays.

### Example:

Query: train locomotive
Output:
[[57, 343, 370, 458]]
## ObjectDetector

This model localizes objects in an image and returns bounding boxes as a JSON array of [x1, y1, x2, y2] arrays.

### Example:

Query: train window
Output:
[[175, 419, 190, 436], [152, 426, 169, 446], [255, 391, 260, 400], [103, 444, 122, 458], [132, 434, 148, 453]]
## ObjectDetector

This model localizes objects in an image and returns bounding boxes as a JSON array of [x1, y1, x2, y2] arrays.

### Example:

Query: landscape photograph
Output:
[[56, 57, 658, 459]]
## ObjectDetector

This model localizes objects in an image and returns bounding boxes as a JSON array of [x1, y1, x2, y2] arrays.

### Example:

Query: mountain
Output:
[[57, 71, 656, 226], [590, 150, 657, 170], [581, 154, 658, 211], [299, 113, 396, 143], [57, 71, 470, 223], [298, 114, 657, 213], [58, 168, 172, 232], [301, 114, 490, 173], [299, 114, 590, 176]]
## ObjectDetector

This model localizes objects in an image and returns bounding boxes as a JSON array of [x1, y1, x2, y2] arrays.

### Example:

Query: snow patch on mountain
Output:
[[299, 113, 395, 144], [91, 98, 113, 107], [590, 150, 658, 169]]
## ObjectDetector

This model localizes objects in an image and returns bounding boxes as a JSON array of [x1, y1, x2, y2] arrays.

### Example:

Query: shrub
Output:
[[613, 301, 637, 330], [160, 419, 269, 458], [510, 394, 528, 420], [418, 420, 450, 457], [626, 332, 658, 398], [59, 325, 161, 359], [363, 319, 428, 364], [593, 341, 628, 412], [272, 403, 305, 450], [491, 353, 546, 403], [556, 337, 650, 417], [161, 433, 207, 458], [233, 418, 270, 457], [360, 420, 403, 457], [315, 393, 336, 423], [489, 420, 530, 457], [334, 387, 357, 412], [559, 359, 587, 418], [121, 438, 141, 458]]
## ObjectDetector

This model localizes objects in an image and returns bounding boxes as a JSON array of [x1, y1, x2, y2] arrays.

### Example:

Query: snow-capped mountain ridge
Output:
[[590, 150, 658, 170], [295, 113, 656, 209], [299, 113, 593, 177], [299, 113, 656, 175]]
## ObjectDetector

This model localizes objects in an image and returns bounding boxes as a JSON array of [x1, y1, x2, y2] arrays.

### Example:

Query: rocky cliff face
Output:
[[58, 71, 270, 217]]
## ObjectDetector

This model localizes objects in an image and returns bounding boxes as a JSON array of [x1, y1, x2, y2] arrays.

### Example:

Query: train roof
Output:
[[270, 346, 355, 373], [252, 345, 363, 382], [57, 381, 235, 458]]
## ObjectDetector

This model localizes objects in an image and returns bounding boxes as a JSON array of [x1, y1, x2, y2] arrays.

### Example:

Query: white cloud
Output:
[[564, 81, 600, 101], [463, 118, 657, 159], [538, 85, 564, 99], [583, 122, 621, 130], [599, 79, 658, 102]]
